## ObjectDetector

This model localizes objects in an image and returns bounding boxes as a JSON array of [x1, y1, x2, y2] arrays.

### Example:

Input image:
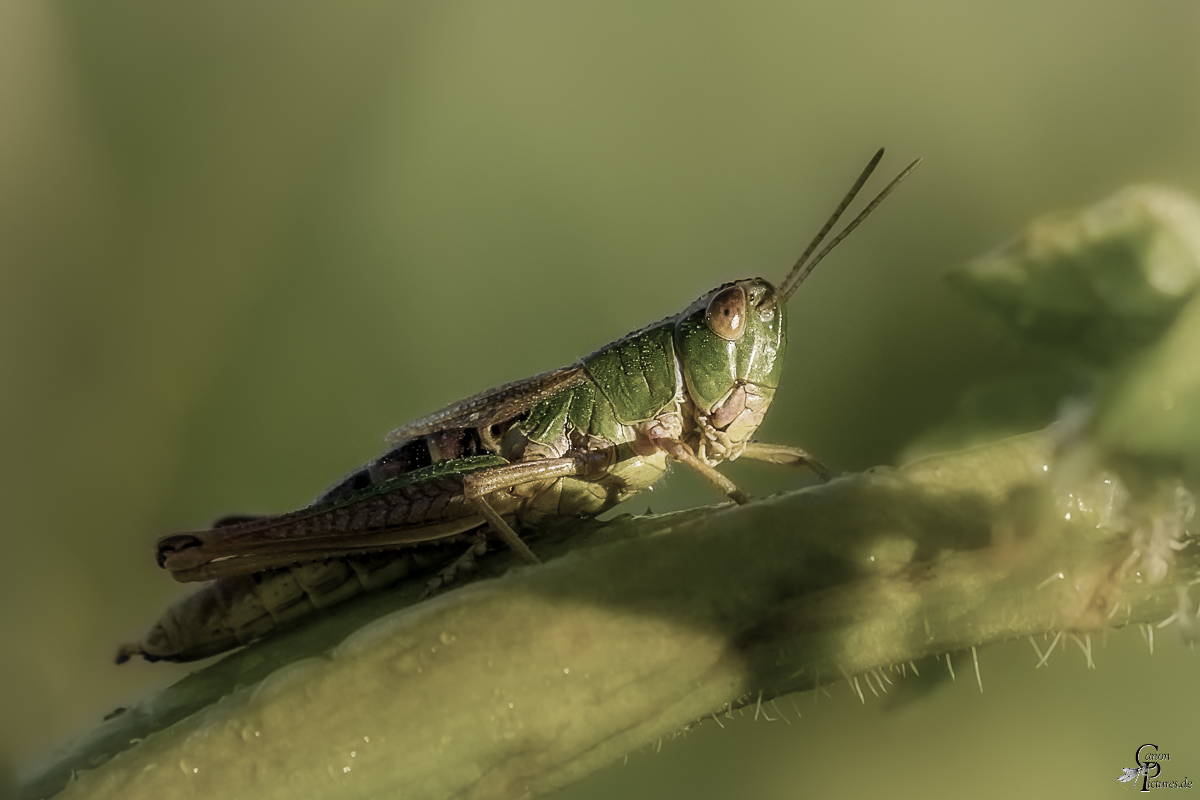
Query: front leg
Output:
[[739, 441, 834, 482], [643, 419, 830, 504], [642, 420, 752, 505]]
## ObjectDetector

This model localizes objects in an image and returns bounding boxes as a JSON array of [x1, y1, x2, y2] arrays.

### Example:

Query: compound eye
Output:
[[705, 286, 747, 341]]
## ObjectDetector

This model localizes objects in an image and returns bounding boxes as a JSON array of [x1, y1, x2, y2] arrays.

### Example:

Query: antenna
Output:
[[778, 149, 920, 300]]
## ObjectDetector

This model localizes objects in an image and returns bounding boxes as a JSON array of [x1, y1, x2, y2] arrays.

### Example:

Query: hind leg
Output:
[[425, 532, 489, 595]]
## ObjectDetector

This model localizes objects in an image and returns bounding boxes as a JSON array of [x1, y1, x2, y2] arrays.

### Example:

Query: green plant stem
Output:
[[27, 430, 1194, 800]]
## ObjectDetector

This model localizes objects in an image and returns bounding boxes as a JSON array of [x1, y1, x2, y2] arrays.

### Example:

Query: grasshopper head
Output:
[[674, 150, 919, 449], [673, 279, 786, 416]]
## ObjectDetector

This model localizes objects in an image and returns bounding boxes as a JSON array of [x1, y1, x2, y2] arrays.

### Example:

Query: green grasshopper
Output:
[[117, 149, 917, 663]]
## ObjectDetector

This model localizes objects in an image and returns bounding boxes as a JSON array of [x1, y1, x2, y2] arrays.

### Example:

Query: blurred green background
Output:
[[2, 1, 1199, 797]]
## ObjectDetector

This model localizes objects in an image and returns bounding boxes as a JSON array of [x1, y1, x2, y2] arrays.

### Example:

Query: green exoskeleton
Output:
[[117, 149, 918, 663]]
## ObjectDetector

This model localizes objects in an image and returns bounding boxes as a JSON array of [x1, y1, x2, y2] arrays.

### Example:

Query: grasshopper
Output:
[[117, 149, 918, 663]]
